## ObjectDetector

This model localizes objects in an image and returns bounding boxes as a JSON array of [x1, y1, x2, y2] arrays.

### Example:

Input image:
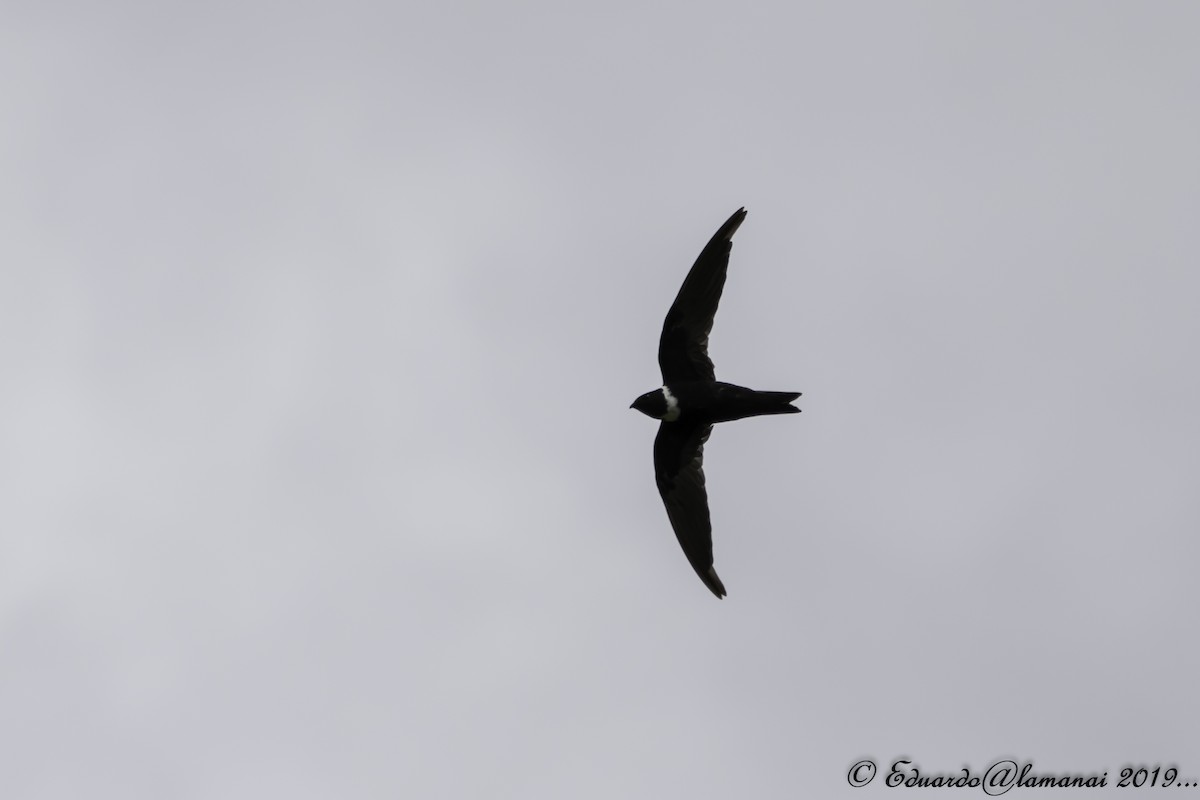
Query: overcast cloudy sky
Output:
[[3, 2, 1199, 798]]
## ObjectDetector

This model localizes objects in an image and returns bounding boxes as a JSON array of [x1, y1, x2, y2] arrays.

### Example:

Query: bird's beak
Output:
[[629, 402, 636, 409]]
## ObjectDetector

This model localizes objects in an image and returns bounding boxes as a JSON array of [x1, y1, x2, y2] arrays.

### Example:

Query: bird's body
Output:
[[631, 208, 800, 598], [634, 381, 801, 426]]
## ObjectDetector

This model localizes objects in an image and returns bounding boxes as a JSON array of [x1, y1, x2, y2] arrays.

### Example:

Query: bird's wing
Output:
[[653, 421, 726, 598], [658, 208, 747, 383]]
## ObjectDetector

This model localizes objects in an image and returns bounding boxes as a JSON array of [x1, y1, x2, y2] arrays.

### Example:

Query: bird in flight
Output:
[[631, 208, 801, 598]]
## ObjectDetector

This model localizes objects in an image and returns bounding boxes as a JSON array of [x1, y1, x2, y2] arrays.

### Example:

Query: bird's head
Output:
[[630, 389, 670, 420]]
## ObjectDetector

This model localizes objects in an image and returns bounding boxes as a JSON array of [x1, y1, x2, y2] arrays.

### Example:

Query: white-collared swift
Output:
[[631, 208, 801, 598]]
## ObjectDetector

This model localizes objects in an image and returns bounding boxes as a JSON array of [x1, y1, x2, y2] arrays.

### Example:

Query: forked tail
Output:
[[756, 391, 802, 415]]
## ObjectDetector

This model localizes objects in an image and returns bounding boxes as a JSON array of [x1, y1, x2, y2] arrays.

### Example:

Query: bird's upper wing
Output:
[[658, 208, 748, 383], [653, 421, 726, 598]]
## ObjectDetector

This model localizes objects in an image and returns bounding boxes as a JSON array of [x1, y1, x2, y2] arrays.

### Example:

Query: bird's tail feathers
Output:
[[756, 391, 802, 415]]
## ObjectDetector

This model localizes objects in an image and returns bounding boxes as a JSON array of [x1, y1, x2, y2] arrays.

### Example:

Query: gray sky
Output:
[[3, 2, 1199, 797]]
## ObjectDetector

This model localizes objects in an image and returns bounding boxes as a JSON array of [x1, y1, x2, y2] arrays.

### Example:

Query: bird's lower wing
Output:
[[653, 422, 726, 598]]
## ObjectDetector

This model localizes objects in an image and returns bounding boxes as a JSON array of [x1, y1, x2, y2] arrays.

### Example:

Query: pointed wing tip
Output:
[[704, 566, 727, 598], [719, 208, 748, 242]]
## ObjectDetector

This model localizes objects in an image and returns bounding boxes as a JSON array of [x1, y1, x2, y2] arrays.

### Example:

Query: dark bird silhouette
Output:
[[631, 208, 801, 598]]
